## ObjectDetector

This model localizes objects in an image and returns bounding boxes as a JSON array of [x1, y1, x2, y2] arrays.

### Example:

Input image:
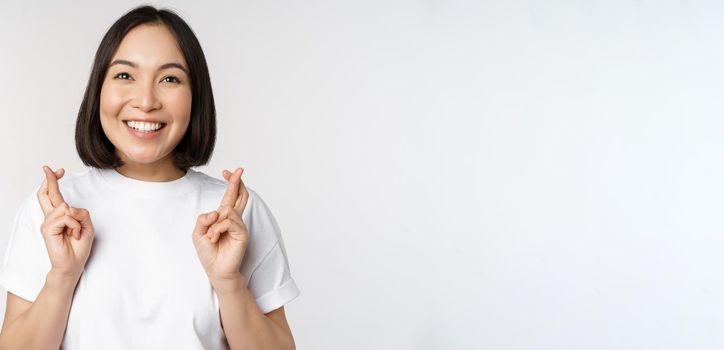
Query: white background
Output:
[[1, 1, 723, 349]]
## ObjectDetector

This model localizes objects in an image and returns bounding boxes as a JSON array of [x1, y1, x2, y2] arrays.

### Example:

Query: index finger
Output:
[[219, 168, 242, 209], [43, 165, 66, 207]]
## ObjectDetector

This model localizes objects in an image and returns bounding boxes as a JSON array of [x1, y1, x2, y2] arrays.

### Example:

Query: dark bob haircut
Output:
[[75, 5, 216, 172]]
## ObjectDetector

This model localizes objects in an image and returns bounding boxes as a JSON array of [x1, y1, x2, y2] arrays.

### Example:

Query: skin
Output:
[[99, 23, 191, 182], [2, 23, 293, 349]]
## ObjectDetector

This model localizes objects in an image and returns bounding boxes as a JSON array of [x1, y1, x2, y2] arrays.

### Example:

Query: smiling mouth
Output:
[[123, 120, 167, 133]]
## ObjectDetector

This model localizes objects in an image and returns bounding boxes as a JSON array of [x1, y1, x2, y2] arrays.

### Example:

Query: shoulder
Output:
[[16, 167, 92, 226], [17, 167, 89, 209], [56, 168, 94, 193], [189, 169, 263, 206], [189, 169, 279, 225], [21, 167, 91, 198]]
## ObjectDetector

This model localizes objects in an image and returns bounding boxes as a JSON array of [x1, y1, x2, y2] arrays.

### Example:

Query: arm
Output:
[[0, 166, 92, 349], [194, 169, 295, 349], [214, 274, 296, 350], [0, 270, 79, 349]]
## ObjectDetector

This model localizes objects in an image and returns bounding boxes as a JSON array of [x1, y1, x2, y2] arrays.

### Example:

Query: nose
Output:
[[130, 80, 162, 112]]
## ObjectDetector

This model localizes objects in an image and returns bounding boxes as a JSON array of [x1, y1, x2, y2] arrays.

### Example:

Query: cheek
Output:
[[99, 83, 126, 119], [165, 88, 193, 121]]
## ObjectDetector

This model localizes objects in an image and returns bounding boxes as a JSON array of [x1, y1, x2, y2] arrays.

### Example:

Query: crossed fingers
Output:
[[218, 167, 249, 220], [37, 165, 66, 216]]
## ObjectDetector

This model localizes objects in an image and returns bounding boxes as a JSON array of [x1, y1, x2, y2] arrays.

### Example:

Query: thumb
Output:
[[194, 211, 218, 237], [69, 208, 92, 227]]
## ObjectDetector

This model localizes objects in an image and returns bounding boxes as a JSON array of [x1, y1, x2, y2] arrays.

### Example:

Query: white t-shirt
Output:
[[0, 166, 300, 349]]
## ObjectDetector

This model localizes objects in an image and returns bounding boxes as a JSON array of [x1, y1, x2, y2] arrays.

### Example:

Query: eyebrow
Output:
[[108, 59, 188, 75]]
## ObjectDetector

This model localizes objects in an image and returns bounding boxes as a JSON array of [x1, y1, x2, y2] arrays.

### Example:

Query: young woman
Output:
[[0, 6, 299, 349]]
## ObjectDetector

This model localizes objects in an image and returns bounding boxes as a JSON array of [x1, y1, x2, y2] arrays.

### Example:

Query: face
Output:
[[99, 23, 192, 168]]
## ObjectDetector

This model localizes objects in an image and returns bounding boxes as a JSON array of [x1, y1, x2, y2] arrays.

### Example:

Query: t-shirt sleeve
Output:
[[242, 188, 300, 314], [0, 184, 51, 302]]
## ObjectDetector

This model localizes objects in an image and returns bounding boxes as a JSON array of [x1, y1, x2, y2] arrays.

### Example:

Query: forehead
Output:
[[110, 23, 186, 67]]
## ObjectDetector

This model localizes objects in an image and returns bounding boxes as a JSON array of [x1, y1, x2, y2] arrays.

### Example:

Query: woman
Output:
[[0, 5, 299, 349]]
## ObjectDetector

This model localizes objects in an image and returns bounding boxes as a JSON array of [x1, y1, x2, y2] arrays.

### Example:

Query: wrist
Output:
[[46, 269, 81, 289], [210, 273, 246, 295]]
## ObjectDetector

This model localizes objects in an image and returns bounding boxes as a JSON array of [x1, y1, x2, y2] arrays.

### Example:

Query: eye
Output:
[[113, 72, 132, 80], [161, 76, 181, 84]]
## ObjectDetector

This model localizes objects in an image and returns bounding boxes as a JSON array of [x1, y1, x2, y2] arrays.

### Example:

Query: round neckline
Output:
[[94, 167, 196, 198]]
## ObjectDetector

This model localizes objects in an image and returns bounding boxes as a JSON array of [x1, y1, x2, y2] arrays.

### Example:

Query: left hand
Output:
[[192, 167, 250, 284]]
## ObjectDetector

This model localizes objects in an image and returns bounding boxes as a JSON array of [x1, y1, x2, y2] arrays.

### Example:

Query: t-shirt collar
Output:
[[93, 167, 196, 198]]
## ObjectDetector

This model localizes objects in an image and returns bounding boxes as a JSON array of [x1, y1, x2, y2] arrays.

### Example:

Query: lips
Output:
[[123, 120, 166, 130], [122, 118, 166, 124], [124, 120, 165, 140]]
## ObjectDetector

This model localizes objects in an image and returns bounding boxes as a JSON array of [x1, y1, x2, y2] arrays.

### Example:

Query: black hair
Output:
[[75, 5, 216, 172]]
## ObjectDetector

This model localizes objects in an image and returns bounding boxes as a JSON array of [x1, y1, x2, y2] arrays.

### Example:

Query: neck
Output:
[[114, 155, 186, 182]]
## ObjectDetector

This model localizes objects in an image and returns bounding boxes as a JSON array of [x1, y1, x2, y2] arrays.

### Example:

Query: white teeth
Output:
[[126, 121, 163, 132]]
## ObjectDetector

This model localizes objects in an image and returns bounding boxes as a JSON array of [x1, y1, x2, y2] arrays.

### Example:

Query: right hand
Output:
[[37, 165, 94, 280]]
